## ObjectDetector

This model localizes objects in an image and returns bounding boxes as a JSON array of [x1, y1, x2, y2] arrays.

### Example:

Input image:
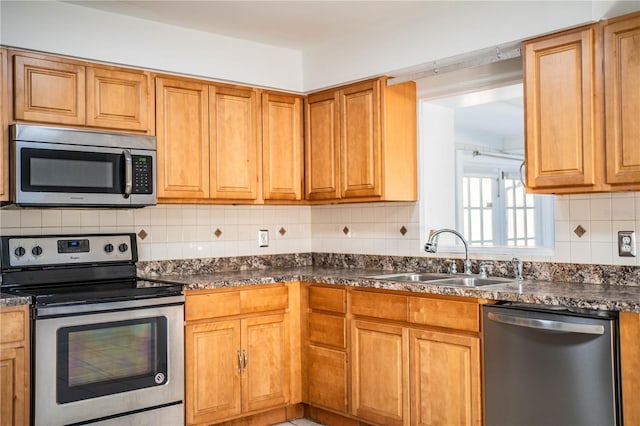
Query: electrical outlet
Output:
[[258, 229, 269, 247], [618, 231, 636, 257]]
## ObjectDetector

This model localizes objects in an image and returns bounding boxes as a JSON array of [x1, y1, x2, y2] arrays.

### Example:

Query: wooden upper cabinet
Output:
[[341, 79, 382, 198], [305, 76, 416, 203], [0, 49, 8, 202], [604, 13, 640, 185], [86, 67, 151, 132], [524, 26, 597, 190], [13, 54, 85, 126], [262, 92, 303, 201], [155, 77, 210, 200], [305, 90, 340, 201], [11, 51, 154, 134], [209, 85, 260, 200]]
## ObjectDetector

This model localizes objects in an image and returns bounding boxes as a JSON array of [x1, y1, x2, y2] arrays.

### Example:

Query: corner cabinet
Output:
[[184, 285, 299, 425], [305, 77, 417, 203], [524, 11, 640, 193], [262, 92, 304, 202], [11, 51, 153, 133], [0, 305, 30, 426]]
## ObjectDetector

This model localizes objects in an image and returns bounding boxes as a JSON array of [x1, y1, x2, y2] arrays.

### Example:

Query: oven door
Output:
[[13, 140, 156, 207], [34, 297, 184, 426]]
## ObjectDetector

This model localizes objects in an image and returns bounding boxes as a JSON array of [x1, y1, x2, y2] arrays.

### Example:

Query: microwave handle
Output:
[[123, 149, 132, 198]]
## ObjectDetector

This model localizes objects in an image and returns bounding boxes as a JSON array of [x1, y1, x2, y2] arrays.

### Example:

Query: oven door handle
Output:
[[487, 311, 605, 335], [123, 149, 133, 198]]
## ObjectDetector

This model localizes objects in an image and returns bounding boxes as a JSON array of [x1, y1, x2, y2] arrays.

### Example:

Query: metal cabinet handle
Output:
[[242, 349, 248, 369], [123, 149, 132, 198], [487, 312, 605, 335], [237, 350, 242, 372]]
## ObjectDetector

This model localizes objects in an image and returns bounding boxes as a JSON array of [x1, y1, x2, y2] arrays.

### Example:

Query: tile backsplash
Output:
[[1, 191, 640, 266]]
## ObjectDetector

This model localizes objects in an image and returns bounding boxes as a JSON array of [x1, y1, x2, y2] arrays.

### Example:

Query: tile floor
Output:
[[272, 418, 323, 426]]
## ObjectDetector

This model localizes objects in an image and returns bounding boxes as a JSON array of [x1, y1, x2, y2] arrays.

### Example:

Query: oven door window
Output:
[[57, 317, 168, 404], [21, 148, 123, 193]]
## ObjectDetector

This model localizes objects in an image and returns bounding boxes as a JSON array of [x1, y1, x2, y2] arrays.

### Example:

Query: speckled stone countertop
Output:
[[141, 266, 640, 313], [0, 293, 31, 307]]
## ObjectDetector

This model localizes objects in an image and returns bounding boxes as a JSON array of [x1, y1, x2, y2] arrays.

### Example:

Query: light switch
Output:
[[258, 229, 269, 247], [618, 231, 636, 257]]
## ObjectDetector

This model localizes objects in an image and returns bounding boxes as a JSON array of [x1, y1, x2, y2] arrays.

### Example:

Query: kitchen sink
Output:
[[366, 273, 452, 282], [367, 272, 512, 287]]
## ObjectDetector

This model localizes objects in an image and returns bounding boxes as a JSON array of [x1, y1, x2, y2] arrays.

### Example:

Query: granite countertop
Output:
[[142, 266, 640, 313], [0, 293, 31, 307]]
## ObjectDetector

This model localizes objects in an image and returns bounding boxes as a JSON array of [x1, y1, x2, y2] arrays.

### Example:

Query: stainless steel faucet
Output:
[[512, 257, 524, 280], [424, 228, 471, 274]]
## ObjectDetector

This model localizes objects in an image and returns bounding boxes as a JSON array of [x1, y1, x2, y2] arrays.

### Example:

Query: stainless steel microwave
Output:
[[10, 124, 156, 207]]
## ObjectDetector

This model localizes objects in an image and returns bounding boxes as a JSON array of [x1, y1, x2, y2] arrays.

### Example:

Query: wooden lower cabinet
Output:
[[351, 320, 409, 426], [186, 314, 290, 425], [410, 329, 481, 426], [307, 344, 348, 413], [620, 312, 640, 425], [0, 305, 30, 426], [185, 286, 295, 425]]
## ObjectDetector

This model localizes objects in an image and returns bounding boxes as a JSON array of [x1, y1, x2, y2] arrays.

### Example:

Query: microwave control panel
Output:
[[132, 155, 153, 194]]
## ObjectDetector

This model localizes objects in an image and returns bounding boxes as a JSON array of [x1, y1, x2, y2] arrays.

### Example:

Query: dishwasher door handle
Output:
[[487, 311, 605, 335]]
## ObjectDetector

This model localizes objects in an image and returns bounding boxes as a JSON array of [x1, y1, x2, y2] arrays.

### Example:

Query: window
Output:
[[461, 170, 552, 248], [418, 57, 554, 254]]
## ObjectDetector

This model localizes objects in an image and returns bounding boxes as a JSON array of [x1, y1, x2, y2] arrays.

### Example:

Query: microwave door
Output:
[[13, 141, 133, 207]]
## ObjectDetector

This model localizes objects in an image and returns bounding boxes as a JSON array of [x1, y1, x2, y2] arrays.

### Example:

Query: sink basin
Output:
[[366, 273, 452, 282], [430, 277, 511, 287], [367, 272, 511, 287]]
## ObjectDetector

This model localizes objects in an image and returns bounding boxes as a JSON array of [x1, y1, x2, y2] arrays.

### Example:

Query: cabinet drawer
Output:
[[308, 312, 346, 348], [0, 307, 27, 344], [241, 286, 289, 314], [409, 297, 479, 332], [351, 290, 408, 322], [185, 291, 241, 321], [309, 286, 346, 313]]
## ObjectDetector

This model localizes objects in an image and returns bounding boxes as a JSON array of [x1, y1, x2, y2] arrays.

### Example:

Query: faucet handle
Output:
[[478, 261, 494, 279], [449, 260, 458, 274], [512, 257, 524, 280]]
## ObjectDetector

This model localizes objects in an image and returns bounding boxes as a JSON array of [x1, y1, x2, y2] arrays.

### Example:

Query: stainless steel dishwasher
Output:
[[483, 304, 620, 426]]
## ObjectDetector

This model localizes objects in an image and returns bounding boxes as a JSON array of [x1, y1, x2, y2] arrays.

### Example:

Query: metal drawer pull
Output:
[[243, 349, 248, 369], [237, 350, 242, 372], [487, 312, 605, 335]]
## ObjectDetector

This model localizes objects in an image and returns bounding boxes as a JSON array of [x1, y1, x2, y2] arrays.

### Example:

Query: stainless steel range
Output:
[[0, 233, 184, 426]]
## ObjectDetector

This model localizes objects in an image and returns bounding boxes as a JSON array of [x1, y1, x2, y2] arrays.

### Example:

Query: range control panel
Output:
[[1, 234, 136, 268]]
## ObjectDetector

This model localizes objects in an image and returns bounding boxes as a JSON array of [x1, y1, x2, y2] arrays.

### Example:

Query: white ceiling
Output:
[[66, 1, 432, 51]]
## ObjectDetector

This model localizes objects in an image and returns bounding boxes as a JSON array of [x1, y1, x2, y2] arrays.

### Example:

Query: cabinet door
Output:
[[13, 55, 85, 126], [155, 77, 210, 200], [620, 312, 640, 425], [524, 28, 597, 189], [209, 85, 259, 200], [410, 329, 481, 426], [340, 79, 382, 198], [0, 49, 8, 202], [185, 320, 241, 425], [241, 314, 290, 413], [0, 306, 29, 426], [86, 67, 151, 132], [262, 92, 303, 201], [307, 345, 348, 413], [0, 348, 28, 426], [305, 90, 340, 200], [351, 320, 408, 426], [604, 14, 640, 185]]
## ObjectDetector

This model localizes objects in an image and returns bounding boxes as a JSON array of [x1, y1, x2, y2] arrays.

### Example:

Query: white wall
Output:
[[302, 1, 639, 90], [0, 1, 304, 92]]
